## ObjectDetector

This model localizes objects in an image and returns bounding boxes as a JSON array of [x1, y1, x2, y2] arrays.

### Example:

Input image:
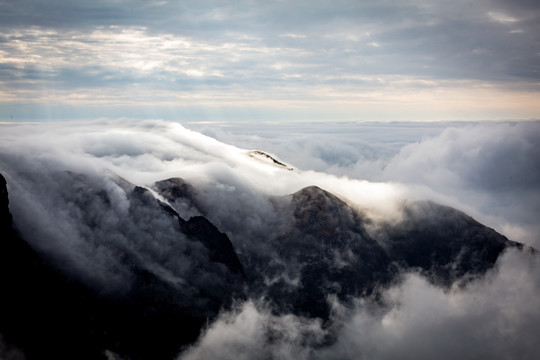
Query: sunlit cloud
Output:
[[488, 11, 519, 24], [0, 1, 539, 121], [279, 33, 307, 39]]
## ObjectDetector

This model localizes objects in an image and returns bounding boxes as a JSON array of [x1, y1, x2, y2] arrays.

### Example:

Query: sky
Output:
[[1, 2, 540, 358], [1, 0, 539, 122]]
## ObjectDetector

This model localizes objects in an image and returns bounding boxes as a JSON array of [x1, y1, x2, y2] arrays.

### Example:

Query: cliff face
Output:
[[0, 173, 518, 359]]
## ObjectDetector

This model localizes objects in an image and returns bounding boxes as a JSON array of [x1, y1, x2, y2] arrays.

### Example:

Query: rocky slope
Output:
[[0, 173, 520, 359], [0, 173, 245, 360]]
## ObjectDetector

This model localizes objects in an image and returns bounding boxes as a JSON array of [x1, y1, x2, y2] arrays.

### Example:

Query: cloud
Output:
[[1, 119, 539, 358], [0, 119, 450, 299], [384, 122, 540, 192], [179, 300, 325, 360], [1, 1, 540, 121], [0, 120, 404, 302], [185, 121, 449, 179], [0, 119, 531, 252], [324, 250, 540, 360], [186, 120, 540, 248], [179, 248, 540, 360], [0, 334, 25, 360], [488, 11, 520, 24], [0, 120, 252, 307], [381, 122, 540, 247]]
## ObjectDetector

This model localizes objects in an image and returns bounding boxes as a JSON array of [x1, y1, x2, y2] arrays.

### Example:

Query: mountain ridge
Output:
[[0, 172, 523, 359]]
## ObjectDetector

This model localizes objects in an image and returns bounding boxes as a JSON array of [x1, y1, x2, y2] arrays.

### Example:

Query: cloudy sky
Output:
[[2, 2, 540, 358], [1, 0, 539, 122]]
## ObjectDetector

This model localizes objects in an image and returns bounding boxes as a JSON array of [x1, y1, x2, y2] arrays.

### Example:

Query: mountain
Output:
[[0, 173, 245, 360], [154, 178, 520, 318], [264, 185, 393, 319], [379, 200, 518, 286], [0, 172, 521, 359]]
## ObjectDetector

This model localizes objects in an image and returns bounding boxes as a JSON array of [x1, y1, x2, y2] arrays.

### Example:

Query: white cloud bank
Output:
[[187, 120, 540, 248], [0, 119, 539, 359], [382, 122, 540, 246], [180, 248, 540, 360], [0, 119, 406, 294]]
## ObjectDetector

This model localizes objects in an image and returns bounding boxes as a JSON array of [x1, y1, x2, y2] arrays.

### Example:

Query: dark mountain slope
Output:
[[0, 173, 245, 360], [266, 186, 393, 318], [0, 173, 522, 359], [379, 200, 521, 286], [153, 179, 519, 320]]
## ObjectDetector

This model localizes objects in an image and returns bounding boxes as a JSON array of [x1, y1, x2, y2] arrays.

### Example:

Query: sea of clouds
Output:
[[188, 121, 540, 248], [0, 119, 539, 359]]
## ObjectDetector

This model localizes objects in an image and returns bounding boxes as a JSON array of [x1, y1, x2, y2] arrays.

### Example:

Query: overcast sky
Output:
[[1, 0, 539, 122]]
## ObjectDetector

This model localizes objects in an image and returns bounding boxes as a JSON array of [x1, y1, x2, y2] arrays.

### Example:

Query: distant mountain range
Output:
[[0, 167, 522, 360]]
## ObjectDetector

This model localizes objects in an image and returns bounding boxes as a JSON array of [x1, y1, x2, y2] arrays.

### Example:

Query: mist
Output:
[[0, 119, 539, 359], [187, 121, 540, 248], [180, 248, 540, 360]]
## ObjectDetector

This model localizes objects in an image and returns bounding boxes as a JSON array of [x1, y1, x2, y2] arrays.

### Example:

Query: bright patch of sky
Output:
[[0, 0, 539, 121]]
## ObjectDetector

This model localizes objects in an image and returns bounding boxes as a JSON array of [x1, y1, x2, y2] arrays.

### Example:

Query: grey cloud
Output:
[[179, 300, 325, 360], [325, 248, 540, 360], [383, 122, 540, 191], [381, 122, 540, 246], [0, 1, 163, 30], [0, 121, 249, 307], [0, 334, 25, 360], [1, 0, 539, 120], [180, 248, 540, 360], [0, 119, 440, 297]]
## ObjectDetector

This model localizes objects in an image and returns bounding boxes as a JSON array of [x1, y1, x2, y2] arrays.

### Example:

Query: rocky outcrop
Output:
[[1, 173, 111, 360], [154, 177, 203, 219]]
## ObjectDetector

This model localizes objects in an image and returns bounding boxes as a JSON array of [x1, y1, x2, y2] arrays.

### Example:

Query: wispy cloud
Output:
[[0, 0, 539, 121], [180, 248, 540, 360], [186, 120, 540, 248], [488, 11, 519, 24]]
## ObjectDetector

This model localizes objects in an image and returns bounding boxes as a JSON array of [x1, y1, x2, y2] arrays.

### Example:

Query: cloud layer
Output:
[[1, 0, 539, 121], [0, 119, 539, 359], [180, 248, 540, 360], [188, 120, 540, 247]]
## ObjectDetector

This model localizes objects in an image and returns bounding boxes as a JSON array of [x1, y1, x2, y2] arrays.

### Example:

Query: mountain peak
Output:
[[0, 171, 525, 359], [248, 150, 294, 170]]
